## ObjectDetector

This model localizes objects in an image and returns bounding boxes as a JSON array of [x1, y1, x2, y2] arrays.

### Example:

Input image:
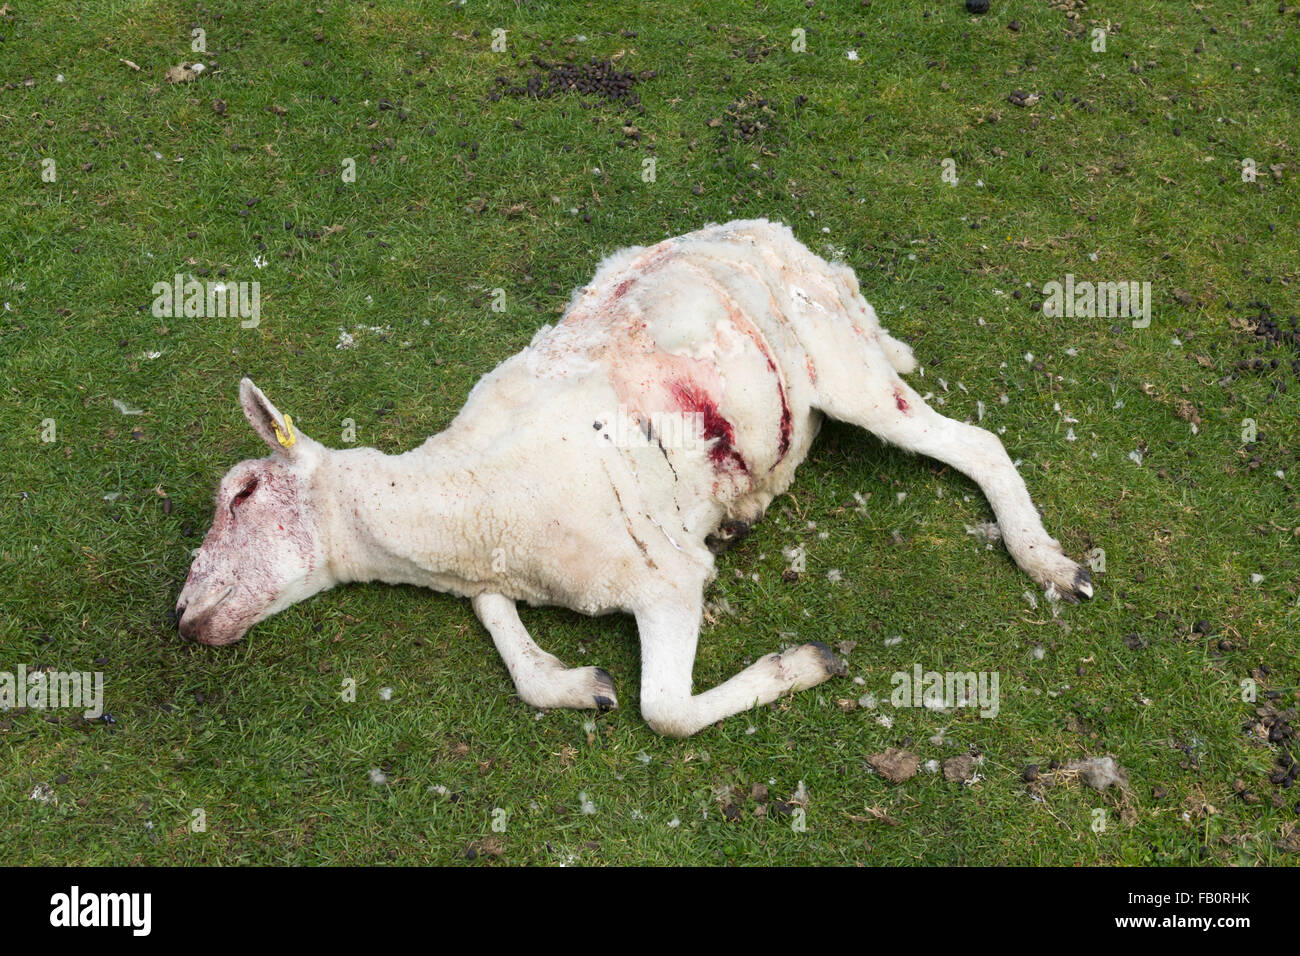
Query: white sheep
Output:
[[177, 219, 1091, 737]]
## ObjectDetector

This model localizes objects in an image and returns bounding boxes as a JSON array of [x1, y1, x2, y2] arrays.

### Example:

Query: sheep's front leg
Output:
[[472, 593, 617, 712], [636, 595, 847, 737]]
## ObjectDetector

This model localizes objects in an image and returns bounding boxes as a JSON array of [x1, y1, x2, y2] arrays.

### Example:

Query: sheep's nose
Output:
[[175, 586, 233, 643], [175, 604, 195, 642]]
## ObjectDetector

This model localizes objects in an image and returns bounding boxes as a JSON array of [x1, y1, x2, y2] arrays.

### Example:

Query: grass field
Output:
[[1, 0, 1297, 865]]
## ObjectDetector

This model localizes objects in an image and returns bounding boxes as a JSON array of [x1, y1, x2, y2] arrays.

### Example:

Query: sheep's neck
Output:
[[317, 437, 488, 594]]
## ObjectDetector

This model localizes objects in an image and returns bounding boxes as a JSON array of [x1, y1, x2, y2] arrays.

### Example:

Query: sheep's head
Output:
[[176, 379, 333, 646]]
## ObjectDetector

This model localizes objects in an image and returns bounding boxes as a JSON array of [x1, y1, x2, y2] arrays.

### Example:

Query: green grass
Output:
[[1, 0, 1297, 865]]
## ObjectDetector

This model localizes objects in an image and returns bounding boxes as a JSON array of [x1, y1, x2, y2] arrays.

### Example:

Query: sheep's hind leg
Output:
[[814, 355, 1092, 601], [635, 594, 847, 737], [472, 593, 617, 711]]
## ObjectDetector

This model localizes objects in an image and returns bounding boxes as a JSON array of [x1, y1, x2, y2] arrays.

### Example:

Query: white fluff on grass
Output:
[[964, 521, 1002, 548], [1064, 756, 1130, 791], [30, 783, 56, 804]]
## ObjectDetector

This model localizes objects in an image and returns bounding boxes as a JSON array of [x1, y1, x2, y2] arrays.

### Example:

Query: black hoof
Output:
[[592, 668, 617, 712], [809, 642, 849, 677], [1074, 567, 1094, 598], [1061, 566, 1094, 602], [1046, 564, 1094, 604], [705, 518, 753, 555]]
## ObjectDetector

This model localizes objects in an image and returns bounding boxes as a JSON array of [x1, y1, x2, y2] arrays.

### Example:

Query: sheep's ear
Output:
[[240, 378, 305, 457]]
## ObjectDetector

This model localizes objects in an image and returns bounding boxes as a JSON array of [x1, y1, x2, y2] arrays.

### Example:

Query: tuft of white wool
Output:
[[1064, 756, 1130, 792], [964, 521, 1002, 548]]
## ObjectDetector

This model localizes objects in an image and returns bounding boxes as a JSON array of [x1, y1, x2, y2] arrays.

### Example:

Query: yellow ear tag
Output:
[[273, 413, 296, 449]]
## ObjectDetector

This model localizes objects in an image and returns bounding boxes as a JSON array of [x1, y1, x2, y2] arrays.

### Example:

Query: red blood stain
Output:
[[717, 296, 791, 467], [599, 242, 674, 308], [668, 379, 749, 475], [762, 354, 792, 463], [777, 398, 793, 461], [894, 387, 910, 413]]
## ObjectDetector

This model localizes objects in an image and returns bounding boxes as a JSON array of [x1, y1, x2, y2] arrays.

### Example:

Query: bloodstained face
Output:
[[176, 379, 332, 646]]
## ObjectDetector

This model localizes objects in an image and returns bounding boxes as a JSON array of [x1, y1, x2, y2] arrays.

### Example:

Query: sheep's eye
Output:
[[231, 479, 258, 511]]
